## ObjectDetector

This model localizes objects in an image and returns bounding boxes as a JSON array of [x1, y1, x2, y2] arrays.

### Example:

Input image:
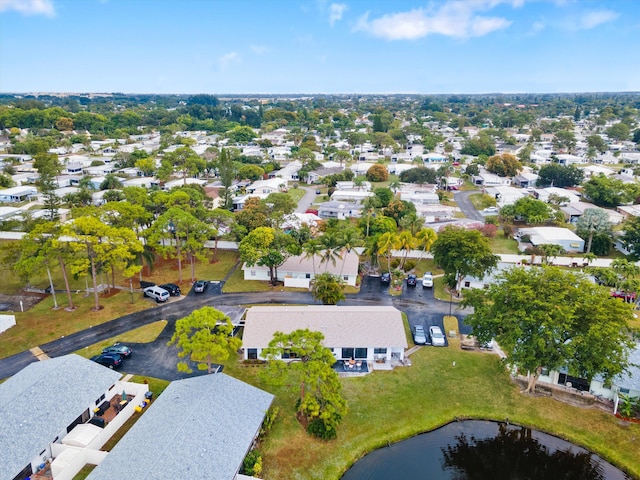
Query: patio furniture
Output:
[[356, 360, 362, 369]]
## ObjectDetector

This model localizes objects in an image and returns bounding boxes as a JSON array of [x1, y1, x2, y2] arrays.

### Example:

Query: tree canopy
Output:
[[536, 164, 584, 188], [462, 266, 634, 393], [168, 306, 241, 374], [260, 329, 347, 439], [431, 226, 498, 290]]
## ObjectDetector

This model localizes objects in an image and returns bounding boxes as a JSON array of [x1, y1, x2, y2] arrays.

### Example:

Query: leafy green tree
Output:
[[575, 208, 611, 253], [62, 216, 143, 311], [239, 226, 299, 285], [583, 174, 632, 208], [238, 164, 265, 181], [99, 173, 123, 190], [311, 272, 346, 305], [586, 134, 607, 153], [536, 163, 583, 188], [260, 329, 347, 440], [206, 208, 235, 260], [146, 207, 211, 283], [462, 266, 634, 393], [399, 166, 437, 184], [431, 226, 498, 291], [553, 130, 576, 152], [383, 199, 415, 224], [621, 216, 640, 260], [461, 132, 496, 156], [218, 147, 236, 209], [485, 153, 522, 177], [168, 306, 241, 374], [0, 172, 14, 187], [607, 122, 630, 141], [262, 192, 296, 228], [500, 197, 554, 224], [33, 152, 62, 221], [235, 197, 268, 233], [158, 146, 205, 185]]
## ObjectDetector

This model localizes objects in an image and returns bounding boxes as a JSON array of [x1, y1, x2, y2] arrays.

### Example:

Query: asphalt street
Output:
[[454, 190, 485, 221], [0, 276, 473, 381]]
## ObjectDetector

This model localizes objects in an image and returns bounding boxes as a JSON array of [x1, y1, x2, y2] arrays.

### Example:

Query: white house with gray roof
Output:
[[87, 373, 273, 480], [242, 305, 408, 368], [0, 354, 142, 480]]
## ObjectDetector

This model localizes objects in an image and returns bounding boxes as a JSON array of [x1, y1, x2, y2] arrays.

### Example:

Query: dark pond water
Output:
[[341, 420, 633, 480]]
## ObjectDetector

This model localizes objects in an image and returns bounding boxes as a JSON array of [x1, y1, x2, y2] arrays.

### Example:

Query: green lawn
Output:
[[489, 232, 520, 254], [223, 348, 640, 480]]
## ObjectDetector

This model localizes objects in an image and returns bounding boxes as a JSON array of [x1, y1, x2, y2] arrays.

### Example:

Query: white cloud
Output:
[[577, 9, 619, 30], [250, 44, 269, 55], [218, 51, 240, 69], [0, 0, 55, 16], [354, 1, 516, 40], [529, 20, 546, 35], [328, 2, 347, 26]]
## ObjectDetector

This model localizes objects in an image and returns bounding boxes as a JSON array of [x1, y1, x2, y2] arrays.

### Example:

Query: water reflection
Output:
[[341, 420, 631, 480], [442, 423, 604, 480]]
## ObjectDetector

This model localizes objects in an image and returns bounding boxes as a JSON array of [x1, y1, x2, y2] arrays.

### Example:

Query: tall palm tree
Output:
[[301, 240, 323, 277], [337, 227, 362, 276], [396, 231, 417, 269], [415, 227, 437, 259], [319, 232, 343, 272], [377, 231, 398, 273]]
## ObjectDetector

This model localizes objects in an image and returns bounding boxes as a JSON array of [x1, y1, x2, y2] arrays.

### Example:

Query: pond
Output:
[[341, 420, 632, 480]]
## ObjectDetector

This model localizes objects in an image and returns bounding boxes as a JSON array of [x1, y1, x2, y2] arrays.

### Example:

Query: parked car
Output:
[[143, 285, 170, 303], [316, 189, 321, 194], [429, 326, 446, 346], [611, 290, 636, 302], [422, 272, 433, 288], [380, 272, 391, 284], [91, 353, 123, 369], [483, 206, 499, 213], [194, 280, 208, 293], [413, 325, 427, 345], [160, 283, 181, 296], [407, 274, 417, 287], [102, 343, 132, 358], [139, 280, 156, 289]]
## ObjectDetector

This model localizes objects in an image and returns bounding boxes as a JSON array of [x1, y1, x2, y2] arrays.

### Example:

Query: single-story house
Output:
[[617, 205, 640, 219], [122, 177, 159, 189], [162, 177, 207, 190], [534, 342, 640, 413], [306, 166, 344, 184], [560, 201, 623, 225], [519, 227, 585, 253], [512, 172, 539, 188], [242, 249, 359, 288], [471, 172, 511, 187], [532, 187, 581, 204], [414, 204, 458, 223], [555, 154, 585, 166], [242, 305, 407, 368], [330, 190, 375, 202], [400, 191, 440, 206], [0, 354, 146, 480], [87, 373, 273, 480], [0, 186, 38, 203], [318, 201, 364, 220], [336, 181, 371, 191], [485, 186, 529, 207], [269, 160, 301, 181], [245, 177, 285, 195], [423, 153, 447, 164]]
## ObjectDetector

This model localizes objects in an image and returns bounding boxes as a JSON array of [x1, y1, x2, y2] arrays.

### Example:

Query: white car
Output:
[[483, 206, 499, 213], [143, 286, 170, 303], [422, 272, 433, 288], [429, 326, 446, 347]]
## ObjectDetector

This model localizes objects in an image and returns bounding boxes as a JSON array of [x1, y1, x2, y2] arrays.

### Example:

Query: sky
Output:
[[0, 0, 639, 94]]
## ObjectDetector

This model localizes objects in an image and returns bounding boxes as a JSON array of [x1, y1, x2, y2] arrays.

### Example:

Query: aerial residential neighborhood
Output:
[[1, 0, 640, 479]]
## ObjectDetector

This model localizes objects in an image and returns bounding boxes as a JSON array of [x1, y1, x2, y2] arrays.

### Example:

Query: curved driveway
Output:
[[454, 190, 484, 221], [0, 278, 472, 382]]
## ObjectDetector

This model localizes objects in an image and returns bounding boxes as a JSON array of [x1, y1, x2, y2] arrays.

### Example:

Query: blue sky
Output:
[[1, 0, 639, 94]]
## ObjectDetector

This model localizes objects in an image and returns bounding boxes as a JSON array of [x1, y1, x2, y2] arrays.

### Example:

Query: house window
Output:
[[541, 368, 549, 376], [247, 348, 258, 360], [251, 270, 256, 276], [343, 276, 348, 281], [464, 281, 470, 288], [342, 348, 354, 359], [374, 348, 387, 354], [620, 388, 630, 394], [95, 393, 105, 404], [306, 273, 311, 279], [355, 348, 367, 359], [282, 349, 298, 359]]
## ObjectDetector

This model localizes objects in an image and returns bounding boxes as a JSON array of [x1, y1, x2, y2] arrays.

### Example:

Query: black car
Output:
[[380, 272, 391, 284], [407, 274, 417, 287], [91, 353, 123, 369], [160, 283, 181, 296], [194, 280, 208, 293], [102, 343, 132, 358], [139, 280, 156, 289]]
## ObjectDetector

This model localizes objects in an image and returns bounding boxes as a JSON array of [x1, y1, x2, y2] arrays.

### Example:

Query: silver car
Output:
[[429, 326, 446, 346], [413, 325, 428, 345]]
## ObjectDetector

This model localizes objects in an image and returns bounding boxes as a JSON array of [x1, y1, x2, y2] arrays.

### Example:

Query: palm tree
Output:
[[301, 240, 323, 277], [311, 272, 346, 305], [337, 227, 362, 276], [399, 213, 424, 236], [395, 231, 417, 269], [415, 227, 437, 259], [319, 232, 343, 272], [377, 231, 398, 273]]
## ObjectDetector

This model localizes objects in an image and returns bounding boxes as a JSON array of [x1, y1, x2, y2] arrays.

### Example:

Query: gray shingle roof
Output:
[[87, 373, 273, 480], [0, 354, 121, 479], [242, 305, 408, 349]]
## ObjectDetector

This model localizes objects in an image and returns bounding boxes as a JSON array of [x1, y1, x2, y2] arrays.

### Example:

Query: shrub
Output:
[[307, 418, 338, 440], [390, 258, 401, 269], [366, 164, 389, 182], [477, 224, 497, 238], [404, 260, 417, 272], [241, 450, 263, 476], [503, 224, 514, 238]]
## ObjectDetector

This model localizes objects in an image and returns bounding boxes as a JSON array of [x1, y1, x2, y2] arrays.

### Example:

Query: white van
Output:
[[143, 286, 170, 303]]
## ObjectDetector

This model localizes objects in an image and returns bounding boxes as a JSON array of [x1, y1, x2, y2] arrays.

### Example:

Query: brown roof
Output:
[[242, 306, 407, 349]]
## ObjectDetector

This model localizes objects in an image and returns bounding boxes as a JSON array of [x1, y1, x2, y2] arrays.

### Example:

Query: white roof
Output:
[[242, 306, 408, 349], [520, 226, 584, 242]]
